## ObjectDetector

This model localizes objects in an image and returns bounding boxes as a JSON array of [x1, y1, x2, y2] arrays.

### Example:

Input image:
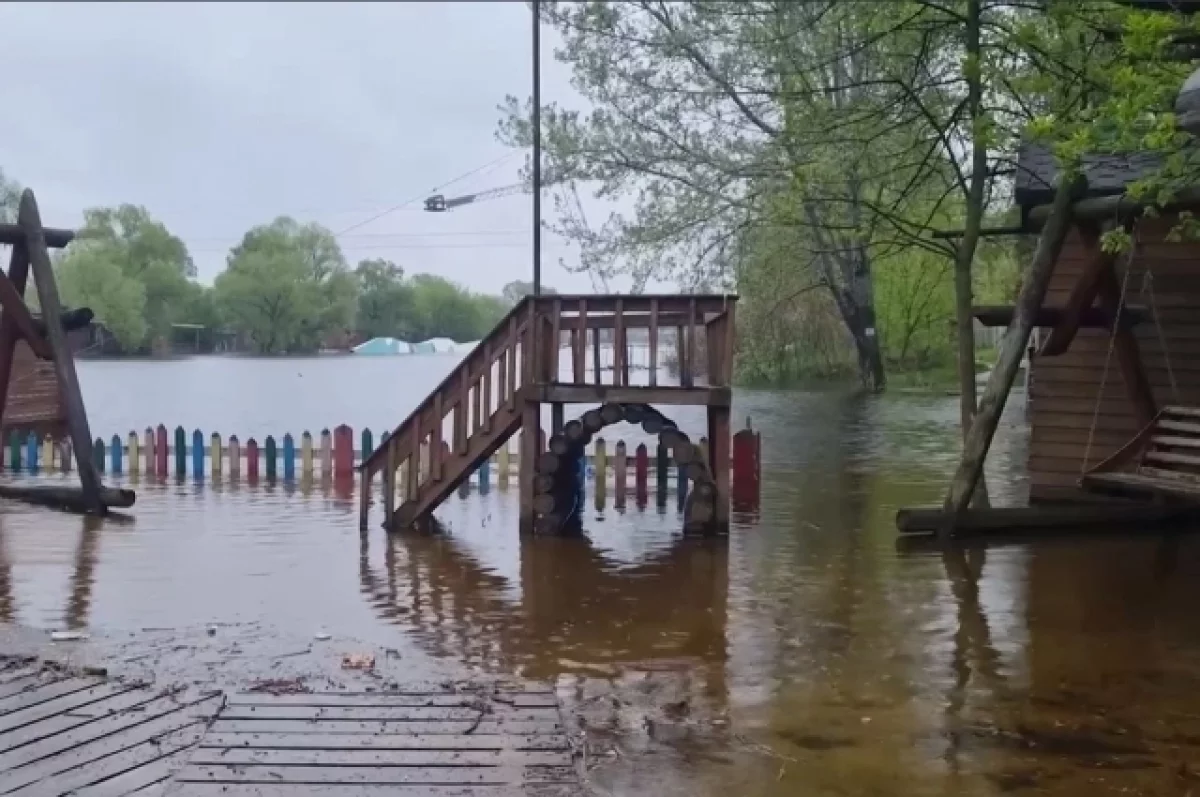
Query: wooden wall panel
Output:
[[1028, 220, 1200, 501]]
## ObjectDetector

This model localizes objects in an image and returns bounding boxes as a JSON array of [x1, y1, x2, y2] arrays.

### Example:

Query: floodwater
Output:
[[3, 355, 1200, 796]]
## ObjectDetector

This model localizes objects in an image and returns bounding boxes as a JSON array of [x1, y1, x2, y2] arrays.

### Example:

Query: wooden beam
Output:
[[1038, 223, 1117, 356], [536, 384, 732, 407], [0, 272, 52, 359], [1096, 262, 1158, 426], [972, 304, 1150, 329], [0, 223, 73, 249], [944, 177, 1079, 533], [0, 242, 31, 432], [19, 190, 104, 514], [1027, 183, 1200, 228]]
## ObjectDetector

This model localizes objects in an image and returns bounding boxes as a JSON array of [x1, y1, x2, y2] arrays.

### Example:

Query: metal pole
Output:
[[532, 0, 542, 297]]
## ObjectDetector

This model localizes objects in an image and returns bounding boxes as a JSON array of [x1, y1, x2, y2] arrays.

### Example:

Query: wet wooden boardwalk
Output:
[[0, 661, 579, 796]]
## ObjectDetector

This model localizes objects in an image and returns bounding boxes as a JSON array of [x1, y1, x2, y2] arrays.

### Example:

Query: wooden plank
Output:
[[68, 754, 179, 797], [592, 324, 601, 384], [162, 785, 579, 797], [0, 685, 185, 756], [0, 681, 135, 735], [549, 299, 561, 383], [432, 395, 444, 482], [472, 374, 482, 438], [6, 725, 203, 796], [574, 299, 586, 383], [0, 691, 218, 770], [458, 369, 470, 455], [1164, 405, 1200, 418], [225, 694, 559, 709], [0, 712, 203, 793], [1157, 419, 1200, 435], [204, 720, 562, 737], [507, 319, 518, 409], [1039, 223, 1118, 355], [174, 764, 577, 785], [0, 678, 102, 717], [0, 675, 56, 701], [685, 299, 697, 388], [536, 384, 731, 407], [614, 298, 625, 387], [648, 299, 658, 387], [186, 748, 572, 767], [19, 192, 103, 510], [1151, 435, 1200, 449], [1144, 450, 1200, 468], [200, 733, 569, 751], [212, 705, 556, 724], [0, 224, 74, 248], [482, 343, 493, 433], [408, 416, 421, 499]]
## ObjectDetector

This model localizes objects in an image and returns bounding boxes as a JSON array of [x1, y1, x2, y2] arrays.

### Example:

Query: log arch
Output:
[[533, 402, 718, 535]]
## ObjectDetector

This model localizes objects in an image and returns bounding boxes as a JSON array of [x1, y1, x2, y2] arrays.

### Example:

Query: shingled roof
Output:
[[1014, 142, 1165, 209]]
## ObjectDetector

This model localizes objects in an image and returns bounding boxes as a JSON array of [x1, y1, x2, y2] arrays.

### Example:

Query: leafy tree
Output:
[[501, 280, 557, 304], [407, 275, 506, 342], [0, 168, 19, 224], [215, 217, 356, 353], [57, 250, 147, 349], [54, 205, 193, 351], [355, 259, 418, 340]]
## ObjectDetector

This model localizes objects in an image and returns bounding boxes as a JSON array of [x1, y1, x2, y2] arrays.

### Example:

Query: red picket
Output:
[[155, 425, 168, 477], [246, 438, 260, 482], [634, 443, 649, 505], [732, 423, 761, 510], [334, 424, 354, 476]]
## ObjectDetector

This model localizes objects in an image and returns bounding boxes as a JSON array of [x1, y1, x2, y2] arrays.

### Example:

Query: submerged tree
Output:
[[215, 217, 356, 353]]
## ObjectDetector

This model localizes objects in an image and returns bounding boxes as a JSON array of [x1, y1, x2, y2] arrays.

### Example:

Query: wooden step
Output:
[[391, 396, 526, 530]]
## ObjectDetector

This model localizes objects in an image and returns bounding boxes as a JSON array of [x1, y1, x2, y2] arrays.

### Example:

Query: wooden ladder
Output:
[[1083, 406, 1200, 502], [359, 299, 537, 530]]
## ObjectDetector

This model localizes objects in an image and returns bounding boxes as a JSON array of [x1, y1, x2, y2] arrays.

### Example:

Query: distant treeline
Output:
[[2, 169, 546, 355]]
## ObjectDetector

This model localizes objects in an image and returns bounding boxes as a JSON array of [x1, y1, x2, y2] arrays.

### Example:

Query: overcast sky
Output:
[[1, 1, 630, 294]]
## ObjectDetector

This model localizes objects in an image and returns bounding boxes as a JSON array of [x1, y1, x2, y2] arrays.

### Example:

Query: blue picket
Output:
[[283, 434, 295, 480], [24, 432, 37, 472], [192, 429, 204, 478], [677, 456, 689, 506], [110, 433, 123, 475]]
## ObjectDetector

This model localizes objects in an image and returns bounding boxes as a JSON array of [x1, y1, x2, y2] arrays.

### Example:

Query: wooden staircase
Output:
[[359, 298, 539, 529], [359, 294, 739, 532]]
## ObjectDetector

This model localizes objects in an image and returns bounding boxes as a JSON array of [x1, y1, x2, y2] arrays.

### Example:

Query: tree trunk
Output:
[[953, 0, 990, 509]]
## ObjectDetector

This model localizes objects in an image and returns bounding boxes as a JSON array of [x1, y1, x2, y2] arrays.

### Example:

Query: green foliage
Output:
[[355, 259, 416, 341], [57, 248, 147, 349], [406, 275, 507, 342], [0, 168, 19, 224], [215, 217, 355, 354], [56, 204, 194, 351]]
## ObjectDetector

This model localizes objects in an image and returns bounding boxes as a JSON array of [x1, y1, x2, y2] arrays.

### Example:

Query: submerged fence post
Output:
[[635, 443, 648, 507], [594, 437, 607, 511], [265, 436, 278, 480], [228, 435, 241, 480], [246, 438, 260, 482], [478, 457, 490, 493], [656, 442, 669, 507], [41, 436, 54, 473], [25, 432, 37, 472], [156, 425, 168, 478], [127, 431, 139, 477], [334, 425, 354, 478], [211, 433, 223, 480], [10, 432, 21, 471], [283, 434, 296, 480], [614, 441, 627, 510], [192, 430, 204, 479], [144, 427, 155, 475], [110, 434, 122, 475], [174, 426, 186, 478], [498, 443, 510, 490], [93, 437, 104, 474], [319, 429, 333, 480]]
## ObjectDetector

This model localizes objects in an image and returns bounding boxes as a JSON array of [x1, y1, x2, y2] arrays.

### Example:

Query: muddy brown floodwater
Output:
[[3, 357, 1200, 795]]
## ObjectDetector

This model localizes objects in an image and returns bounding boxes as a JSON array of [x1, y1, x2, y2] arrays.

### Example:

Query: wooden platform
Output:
[[0, 662, 579, 796], [0, 661, 221, 796]]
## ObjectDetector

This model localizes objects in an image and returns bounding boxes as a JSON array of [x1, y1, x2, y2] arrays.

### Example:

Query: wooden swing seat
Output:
[[1082, 406, 1200, 502]]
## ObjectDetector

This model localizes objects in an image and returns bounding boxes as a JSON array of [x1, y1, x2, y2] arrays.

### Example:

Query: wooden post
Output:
[[19, 192, 103, 512], [519, 399, 540, 534], [0, 243, 31, 434], [575, 299, 587, 383], [944, 177, 1079, 529], [708, 406, 731, 527], [649, 299, 659, 387], [614, 440, 627, 509]]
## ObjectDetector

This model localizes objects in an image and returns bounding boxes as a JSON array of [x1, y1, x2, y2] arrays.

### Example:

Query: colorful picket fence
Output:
[[0, 421, 763, 508]]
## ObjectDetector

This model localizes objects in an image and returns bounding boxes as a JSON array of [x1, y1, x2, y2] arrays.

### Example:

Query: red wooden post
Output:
[[334, 424, 354, 477], [731, 418, 760, 511], [246, 438, 260, 483], [155, 424, 168, 478], [634, 443, 648, 507]]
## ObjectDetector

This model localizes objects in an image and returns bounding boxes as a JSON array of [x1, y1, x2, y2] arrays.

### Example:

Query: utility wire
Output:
[[333, 152, 518, 238]]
